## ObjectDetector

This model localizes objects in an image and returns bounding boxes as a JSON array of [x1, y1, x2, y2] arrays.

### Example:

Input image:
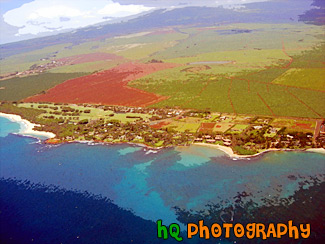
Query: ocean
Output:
[[0, 116, 324, 243]]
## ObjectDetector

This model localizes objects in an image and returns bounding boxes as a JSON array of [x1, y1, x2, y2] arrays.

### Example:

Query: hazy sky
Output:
[[0, 0, 270, 39]]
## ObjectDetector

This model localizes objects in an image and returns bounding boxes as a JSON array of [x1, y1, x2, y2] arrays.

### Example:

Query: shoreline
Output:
[[193, 143, 325, 159], [46, 139, 167, 151], [1, 112, 324, 158], [0, 112, 56, 139]]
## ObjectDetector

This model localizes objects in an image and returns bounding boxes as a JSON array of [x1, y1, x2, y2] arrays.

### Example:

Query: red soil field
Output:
[[293, 123, 312, 130], [198, 122, 216, 132], [25, 62, 179, 107], [200, 123, 216, 129], [150, 121, 171, 129], [56, 52, 123, 65]]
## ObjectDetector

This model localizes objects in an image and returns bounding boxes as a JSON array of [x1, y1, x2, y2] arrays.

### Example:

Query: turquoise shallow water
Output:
[[0, 116, 324, 243], [0, 116, 20, 137]]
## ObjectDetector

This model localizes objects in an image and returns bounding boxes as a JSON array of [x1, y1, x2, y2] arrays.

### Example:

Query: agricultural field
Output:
[[128, 24, 325, 119], [271, 118, 316, 133], [152, 23, 323, 59], [159, 114, 247, 134], [157, 113, 241, 134], [213, 123, 235, 133], [162, 120, 201, 133], [0, 23, 324, 119], [0, 29, 186, 75], [228, 124, 250, 134], [24, 62, 180, 106], [272, 68, 325, 91], [232, 115, 252, 124], [198, 122, 216, 132], [0, 73, 89, 101], [55, 53, 123, 65], [48, 60, 122, 73]]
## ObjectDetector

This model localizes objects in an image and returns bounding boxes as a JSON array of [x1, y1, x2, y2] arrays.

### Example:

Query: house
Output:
[[215, 135, 222, 140], [253, 125, 263, 130], [194, 138, 203, 142], [270, 142, 278, 147], [206, 139, 216, 143], [320, 124, 325, 135], [281, 140, 290, 145], [270, 127, 277, 134], [222, 138, 231, 143]]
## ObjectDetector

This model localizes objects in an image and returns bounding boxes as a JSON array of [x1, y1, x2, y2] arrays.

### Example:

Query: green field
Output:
[[48, 60, 121, 74], [213, 122, 234, 133], [0, 73, 89, 101], [128, 26, 325, 118], [163, 118, 202, 133], [164, 122, 201, 133], [152, 24, 323, 59], [229, 124, 250, 134], [272, 68, 325, 91], [18, 103, 152, 123]]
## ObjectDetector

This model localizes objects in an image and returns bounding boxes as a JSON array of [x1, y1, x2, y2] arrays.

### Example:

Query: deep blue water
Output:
[[0, 116, 324, 243]]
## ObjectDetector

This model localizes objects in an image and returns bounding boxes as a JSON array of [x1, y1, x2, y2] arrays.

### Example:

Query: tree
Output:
[[78, 119, 88, 125]]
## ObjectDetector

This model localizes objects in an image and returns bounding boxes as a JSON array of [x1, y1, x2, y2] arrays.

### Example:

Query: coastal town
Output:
[[0, 101, 324, 156]]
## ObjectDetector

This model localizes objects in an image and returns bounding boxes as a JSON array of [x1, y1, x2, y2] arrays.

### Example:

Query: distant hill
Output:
[[0, 0, 316, 59], [299, 0, 325, 25]]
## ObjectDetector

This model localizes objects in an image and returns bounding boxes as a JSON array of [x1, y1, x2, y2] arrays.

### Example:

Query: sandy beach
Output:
[[306, 148, 325, 154], [0, 112, 56, 139], [193, 143, 266, 159], [193, 143, 325, 159]]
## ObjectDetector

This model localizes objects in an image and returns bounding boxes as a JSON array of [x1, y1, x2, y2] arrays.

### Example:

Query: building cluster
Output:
[[42, 103, 325, 151], [0, 60, 69, 80], [3, 101, 324, 152], [59, 118, 194, 148]]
